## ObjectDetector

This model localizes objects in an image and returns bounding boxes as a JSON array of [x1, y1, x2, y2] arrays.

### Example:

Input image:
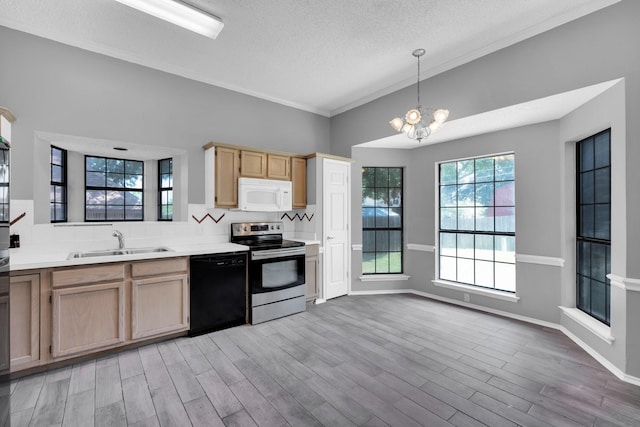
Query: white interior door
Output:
[[323, 159, 350, 300]]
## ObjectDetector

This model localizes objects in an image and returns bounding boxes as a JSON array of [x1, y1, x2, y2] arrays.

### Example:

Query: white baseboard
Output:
[[347, 288, 640, 386]]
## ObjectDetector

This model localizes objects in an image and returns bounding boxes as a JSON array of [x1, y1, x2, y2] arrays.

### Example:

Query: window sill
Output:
[[559, 306, 614, 344], [360, 274, 410, 282], [432, 279, 520, 302]]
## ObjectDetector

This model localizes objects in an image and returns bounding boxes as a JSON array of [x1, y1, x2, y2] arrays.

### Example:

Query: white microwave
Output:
[[238, 177, 292, 212]]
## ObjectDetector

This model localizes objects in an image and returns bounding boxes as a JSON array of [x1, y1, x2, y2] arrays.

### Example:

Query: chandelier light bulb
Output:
[[433, 109, 450, 123], [389, 117, 404, 132], [405, 109, 422, 125]]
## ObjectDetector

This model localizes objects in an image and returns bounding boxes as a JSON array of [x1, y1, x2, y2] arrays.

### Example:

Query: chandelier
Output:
[[389, 49, 449, 142]]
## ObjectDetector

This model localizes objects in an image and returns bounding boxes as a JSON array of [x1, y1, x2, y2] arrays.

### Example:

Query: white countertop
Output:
[[10, 242, 250, 271]]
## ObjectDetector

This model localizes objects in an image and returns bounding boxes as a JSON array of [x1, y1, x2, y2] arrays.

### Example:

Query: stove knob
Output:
[[276, 225, 281, 229], [243, 227, 248, 231]]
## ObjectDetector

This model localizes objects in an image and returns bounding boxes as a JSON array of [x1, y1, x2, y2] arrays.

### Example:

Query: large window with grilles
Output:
[[362, 167, 403, 274], [438, 154, 516, 292]]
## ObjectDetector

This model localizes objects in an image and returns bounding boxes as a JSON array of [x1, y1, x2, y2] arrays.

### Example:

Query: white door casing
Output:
[[323, 159, 350, 300]]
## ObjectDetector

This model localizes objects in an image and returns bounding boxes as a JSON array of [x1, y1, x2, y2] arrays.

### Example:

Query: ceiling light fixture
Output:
[[389, 49, 449, 143], [114, 0, 224, 39]]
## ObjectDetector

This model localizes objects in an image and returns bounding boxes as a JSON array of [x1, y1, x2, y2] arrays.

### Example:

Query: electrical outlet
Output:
[[464, 293, 470, 302]]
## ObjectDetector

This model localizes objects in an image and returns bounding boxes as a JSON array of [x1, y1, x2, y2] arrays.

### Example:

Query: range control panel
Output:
[[231, 221, 283, 237]]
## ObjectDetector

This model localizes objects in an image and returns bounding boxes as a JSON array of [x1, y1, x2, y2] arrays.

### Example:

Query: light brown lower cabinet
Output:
[[24, 256, 191, 367], [305, 244, 319, 300], [9, 274, 40, 370], [52, 281, 125, 358]]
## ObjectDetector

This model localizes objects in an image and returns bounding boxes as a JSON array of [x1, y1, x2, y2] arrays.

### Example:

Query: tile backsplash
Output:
[[9, 200, 317, 251]]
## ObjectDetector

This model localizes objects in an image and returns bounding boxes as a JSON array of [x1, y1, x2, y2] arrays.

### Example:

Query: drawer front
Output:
[[305, 244, 319, 257], [131, 257, 188, 278], [52, 264, 124, 288]]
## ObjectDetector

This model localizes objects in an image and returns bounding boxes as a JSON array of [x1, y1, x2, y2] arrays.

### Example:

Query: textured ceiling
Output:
[[0, 0, 621, 116]]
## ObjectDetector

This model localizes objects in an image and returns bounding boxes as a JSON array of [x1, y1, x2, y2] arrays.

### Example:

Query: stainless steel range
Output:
[[230, 222, 306, 324]]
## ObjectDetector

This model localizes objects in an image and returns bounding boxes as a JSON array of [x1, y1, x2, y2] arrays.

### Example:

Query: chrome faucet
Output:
[[112, 230, 125, 249]]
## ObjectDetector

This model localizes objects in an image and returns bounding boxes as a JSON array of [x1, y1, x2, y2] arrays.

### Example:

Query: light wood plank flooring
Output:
[[9, 294, 640, 426]]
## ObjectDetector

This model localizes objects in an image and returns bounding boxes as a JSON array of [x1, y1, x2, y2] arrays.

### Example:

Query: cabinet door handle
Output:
[[327, 236, 335, 240]]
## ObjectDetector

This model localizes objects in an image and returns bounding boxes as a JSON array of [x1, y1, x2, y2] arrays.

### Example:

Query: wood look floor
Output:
[[9, 294, 640, 427]]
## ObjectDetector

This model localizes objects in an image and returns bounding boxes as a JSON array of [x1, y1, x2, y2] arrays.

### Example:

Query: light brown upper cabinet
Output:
[[291, 157, 307, 208], [240, 150, 267, 178], [215, 146, 240, 208], [267, 154, 290, 180]]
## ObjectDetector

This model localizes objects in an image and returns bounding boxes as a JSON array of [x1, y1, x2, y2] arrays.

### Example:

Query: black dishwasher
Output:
[[189, 252, 247, 336]]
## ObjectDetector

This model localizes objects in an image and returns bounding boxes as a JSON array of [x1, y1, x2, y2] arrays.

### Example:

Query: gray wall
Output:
[[331, 0, 640, 280], [0, 26, 330, 206], [343, 1, 640, 378]]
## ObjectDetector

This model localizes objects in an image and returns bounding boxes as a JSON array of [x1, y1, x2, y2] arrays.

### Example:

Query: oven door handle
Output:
[[251, 247, 305, 260]]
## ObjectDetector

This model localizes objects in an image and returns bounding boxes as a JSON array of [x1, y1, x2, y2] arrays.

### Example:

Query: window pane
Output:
[[580, 205, 594, 238], [591, 243, 607, 283], [389, 208, 402, 228], [86, 189, 104, 205], [375, 208, 389, 228], [86, 157, 105, 172], [458, 184, 475, 207], [362, 253, 376, 274], [578, 276, 591, 311], [126, 161, 143, 174], [52, 165, 62, 183], [494, 181, 514, 206], [594, 205, 610, 240], [578, 241, 591, 277], [375, 188, 388, 207], [475, 235, 493, 261], [126, 174, 143, 189], [475, 261, 494, 288], [580, 138, 594, 172], [475, 207, 494, 232], [495, 207, 515, 233], [362, 193, 375, 207], [580, 171, 594, 204], [475, 158, 494, 182], [457, 258, 474, 284], [362, 208, 375, 227], [375, 168, 389, 187], [107, 206, 124, 221], [495, 263, 515, 292], [457, 208, 474, 231], [362, 168, 375, 188], [160, 159, 172, 174], [376, 253, 389, 273], [107, 172, 124, 188], [440, 163, 457, 185], [457, 234, 474, 259], [376, 230, 389, 252], [440, 256, 456, 281], [457, 160, 474, 183], [440, 233, 456, 257], [495, 235, 515, 263], [389, 188, 402, 207], [107, 190, 124, 206], [51, 148, 63, 165], [125, 191, 143, 206], [86, 171, 105, 187], [495, 155, 514, 181], [594, 133, 610, 169], [388, 168, 402, 187], [594, 168, 610, 204], [86, 204, 105, 220], [389, 253, 402, 273], [125, 206, 143, 220], [363, 231, 375, 252], [590, 280, 608, 323], [389, 231, 402, 252], [107, 158, 125, 173], [441, 185, 457, 207], [475, 183, 493, 207], [440, 208, 457, 230]]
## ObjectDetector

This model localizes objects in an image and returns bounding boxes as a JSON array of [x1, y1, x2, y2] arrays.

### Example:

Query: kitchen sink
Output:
[[67, 246, 173, 259]]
